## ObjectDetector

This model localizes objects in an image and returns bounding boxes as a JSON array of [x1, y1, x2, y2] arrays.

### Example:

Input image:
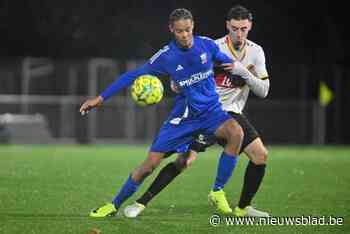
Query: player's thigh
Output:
[[244, 138, 268, 165], [214, 118, 243, 142], [133, 151, 164, 180], [231, 112, 260, 154], [201, 107, 242, 142], [143, 151, 164, 167]]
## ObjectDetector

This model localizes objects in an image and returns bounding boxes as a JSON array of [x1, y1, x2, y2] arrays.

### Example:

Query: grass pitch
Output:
[[0, 145, 349, 234]]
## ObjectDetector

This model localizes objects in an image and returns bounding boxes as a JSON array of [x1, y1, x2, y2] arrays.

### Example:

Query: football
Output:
[[131, 75, 164, 106]]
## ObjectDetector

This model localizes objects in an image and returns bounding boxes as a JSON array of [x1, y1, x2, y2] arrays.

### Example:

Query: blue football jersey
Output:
[[101, 36, 233, 116], [147, 36, 233, 116]]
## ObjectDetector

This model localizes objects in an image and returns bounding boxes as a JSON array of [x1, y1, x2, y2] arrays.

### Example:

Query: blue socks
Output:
[[113, 175, 141, 208], [112, 152, 237, 208], [213, 152, 238, 191]]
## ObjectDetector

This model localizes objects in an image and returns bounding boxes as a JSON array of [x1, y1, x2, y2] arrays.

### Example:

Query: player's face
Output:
[[169, 19, 194, 48], [226, 19, 252, 48]]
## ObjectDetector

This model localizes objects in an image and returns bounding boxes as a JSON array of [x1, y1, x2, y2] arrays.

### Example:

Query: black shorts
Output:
[[189, 112, 260, 154]]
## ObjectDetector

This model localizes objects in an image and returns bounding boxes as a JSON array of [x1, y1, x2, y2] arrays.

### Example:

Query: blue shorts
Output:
[[150, 106, 232, 154]]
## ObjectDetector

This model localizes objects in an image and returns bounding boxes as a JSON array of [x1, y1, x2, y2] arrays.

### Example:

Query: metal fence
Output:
[[0, 95, 325, 144], [0, 57, 339, 144]]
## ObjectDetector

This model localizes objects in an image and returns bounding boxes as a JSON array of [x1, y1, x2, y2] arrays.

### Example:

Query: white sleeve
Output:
[[230, 61, 269, 98], [245, 76, 270, 98], [244, 46, 270, 98], [254, 46, 269, 79]]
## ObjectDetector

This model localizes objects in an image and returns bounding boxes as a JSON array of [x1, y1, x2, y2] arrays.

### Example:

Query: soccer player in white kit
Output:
[[124, 5, 271, 217]]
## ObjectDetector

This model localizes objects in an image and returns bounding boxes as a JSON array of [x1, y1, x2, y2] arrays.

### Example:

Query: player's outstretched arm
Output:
[[79, 96, 104, 116], [79, 59, 167, 116]]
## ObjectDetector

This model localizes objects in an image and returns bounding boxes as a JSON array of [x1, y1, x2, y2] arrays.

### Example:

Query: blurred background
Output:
[[0, 0, 349, 145]]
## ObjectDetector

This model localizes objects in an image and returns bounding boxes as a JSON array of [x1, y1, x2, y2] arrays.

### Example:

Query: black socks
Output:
[[137, 162, 181, 206], [238, 161, 266, 209]]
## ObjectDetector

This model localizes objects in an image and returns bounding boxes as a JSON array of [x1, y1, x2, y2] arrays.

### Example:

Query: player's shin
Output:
[[113, 174, 143, 208], [238, 161, 266, 208], [137, 161, 182, 206], [213, 152, 239, 191], [208, 151, 238, 214], [113, 152, 163, 208]]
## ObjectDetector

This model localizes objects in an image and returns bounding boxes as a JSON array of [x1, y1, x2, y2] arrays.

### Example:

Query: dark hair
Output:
[[226, 5, 253, 21], [169, 8, 193, 25]]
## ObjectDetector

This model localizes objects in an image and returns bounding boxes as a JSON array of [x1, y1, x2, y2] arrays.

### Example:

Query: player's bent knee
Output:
[[261, 148, 269, 163], [252, 148, 268, 165], [133, 153, 163, 181], [233, 124, 244, 141], [230, 119, 244, 136]]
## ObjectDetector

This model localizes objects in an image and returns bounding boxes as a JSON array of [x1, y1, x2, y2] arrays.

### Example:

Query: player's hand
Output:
[[247, 64, 258, 77], [221, 63, 235, 72], [170, 80, 180, 93], [222, 62, 250, 79], [79, 96, 104, 116]]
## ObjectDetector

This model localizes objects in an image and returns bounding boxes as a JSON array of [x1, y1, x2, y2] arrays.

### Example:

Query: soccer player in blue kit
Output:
[[79, 8, 247, 217], [125, 5, 270, 218]]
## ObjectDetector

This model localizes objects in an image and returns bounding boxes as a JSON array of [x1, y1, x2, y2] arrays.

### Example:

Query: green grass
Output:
[[0, 145, 349, 234]]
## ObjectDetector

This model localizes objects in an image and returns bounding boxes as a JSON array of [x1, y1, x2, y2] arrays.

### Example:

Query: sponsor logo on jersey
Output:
[[178, 70, 213, 87], [215, 74, 241, 88]]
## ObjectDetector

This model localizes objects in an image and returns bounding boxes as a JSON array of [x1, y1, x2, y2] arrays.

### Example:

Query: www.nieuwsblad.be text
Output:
[[209, 214, 344, 226]]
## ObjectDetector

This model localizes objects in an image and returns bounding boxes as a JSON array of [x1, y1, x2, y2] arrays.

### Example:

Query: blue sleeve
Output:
[[100, 50, 168, 101], [100, 64, 148, 101], [214, 50, 234, 64], [203, 37, 234, 64]]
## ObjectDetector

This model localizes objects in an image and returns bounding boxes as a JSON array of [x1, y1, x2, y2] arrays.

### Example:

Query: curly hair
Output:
[[169, 8, 193, 25]]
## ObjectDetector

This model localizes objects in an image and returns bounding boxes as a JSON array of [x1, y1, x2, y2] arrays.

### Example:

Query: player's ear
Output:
[[226, 20, 230, 31], [248, 21, 253, 30], [169, 24, 174, 33]]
